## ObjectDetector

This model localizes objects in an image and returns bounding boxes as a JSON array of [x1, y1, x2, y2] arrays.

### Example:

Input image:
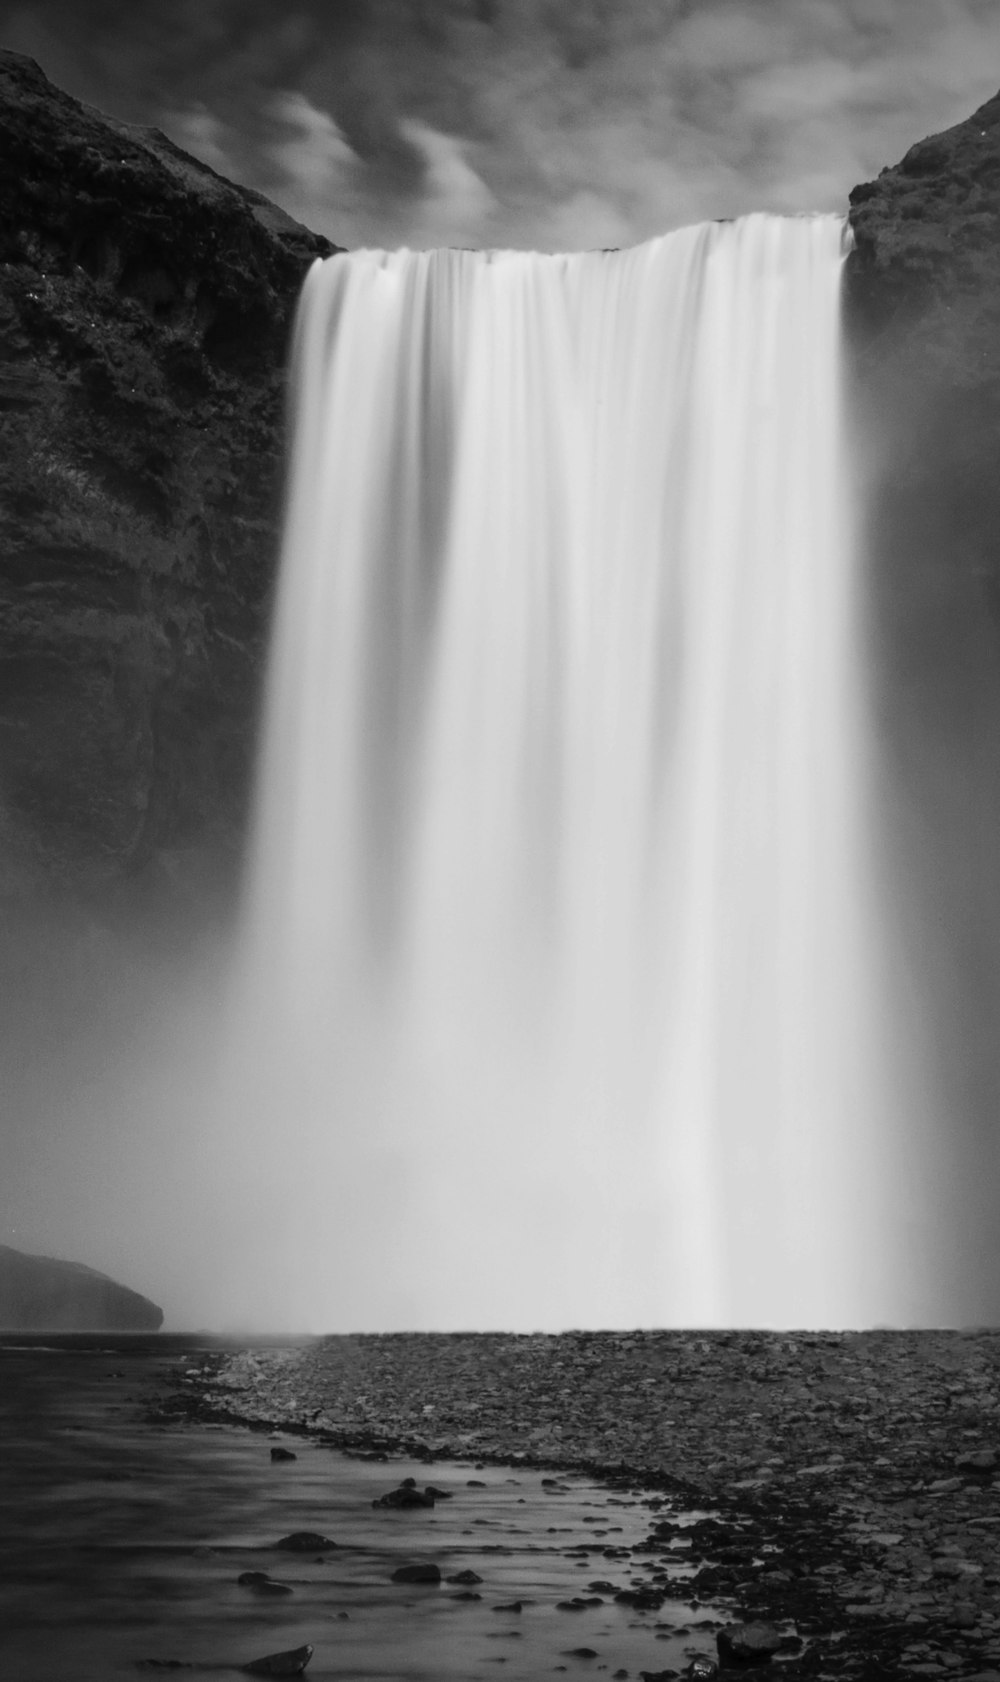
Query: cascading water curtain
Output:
[[216, 214, 932, 1333]]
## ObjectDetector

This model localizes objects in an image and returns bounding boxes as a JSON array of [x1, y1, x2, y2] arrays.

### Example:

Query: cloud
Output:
[[2, 0, 999, 249], [546, 189, 634, 254], [263, 89, 362, 229], [268, 90, 358, 190], [164, 103, 241, 180], [395, 117, 496, 247]]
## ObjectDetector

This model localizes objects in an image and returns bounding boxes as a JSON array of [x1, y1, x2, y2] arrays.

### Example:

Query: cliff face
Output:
[[0, 51, 335, 905], [846, 92, 1000, 1319], [846, 85, 1000, 634], [0, 1242, 163, 1329]]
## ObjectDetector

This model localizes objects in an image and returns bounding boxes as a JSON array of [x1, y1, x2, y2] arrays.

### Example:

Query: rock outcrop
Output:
[[0, 1242, 163, 1329], [0, 50, 335, 904]]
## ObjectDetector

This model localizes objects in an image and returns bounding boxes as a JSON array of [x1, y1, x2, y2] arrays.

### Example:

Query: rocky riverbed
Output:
[[160, 1328, 1000, 1680]]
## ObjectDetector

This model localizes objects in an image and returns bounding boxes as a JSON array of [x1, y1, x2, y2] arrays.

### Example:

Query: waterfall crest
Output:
[[228, 215, 910, 1331]]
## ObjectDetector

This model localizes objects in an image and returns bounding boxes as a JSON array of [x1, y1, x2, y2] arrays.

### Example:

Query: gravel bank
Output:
[[164, 1328, 1000, 1680]]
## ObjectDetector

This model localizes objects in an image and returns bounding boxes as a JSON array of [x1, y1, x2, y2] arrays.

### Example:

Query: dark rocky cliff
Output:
[[846, 84, 1000, 634], [0, 1242, 163, 1329], [846, 92, 1000, 1319], [844, 90, 1000, 833], [0, 50, 335, 907]]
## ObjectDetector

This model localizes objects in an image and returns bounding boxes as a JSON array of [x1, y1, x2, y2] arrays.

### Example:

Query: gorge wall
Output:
[[846, 84, 1000, 673], [0, 50, 333, 912], [846, 89, 1000, 1317]]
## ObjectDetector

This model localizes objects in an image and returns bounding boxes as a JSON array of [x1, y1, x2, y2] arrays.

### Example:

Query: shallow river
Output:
[[0, 1336, 727, 1680]]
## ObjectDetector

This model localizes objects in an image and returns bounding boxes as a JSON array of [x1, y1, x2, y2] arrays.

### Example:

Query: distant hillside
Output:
[[0, 1243, 163, 1329]]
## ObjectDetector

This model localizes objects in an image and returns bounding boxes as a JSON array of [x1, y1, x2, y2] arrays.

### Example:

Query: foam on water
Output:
[[215, 216, 920, 1331]]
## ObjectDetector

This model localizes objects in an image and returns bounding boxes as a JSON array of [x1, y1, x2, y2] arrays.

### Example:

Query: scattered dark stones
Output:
[[274, 1532, 335, 1552], [563, 1649, 600, 1660], [173, 1327, 1000, 1681], [270, 1446, 297, 1462], [445, 1569, 484, 1584], [390, 1563, 441, 1584], [492, 1599, 524, 1611], [616, 1588, 666, 1610]]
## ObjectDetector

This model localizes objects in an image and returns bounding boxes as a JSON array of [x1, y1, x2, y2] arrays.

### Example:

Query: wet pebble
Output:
[[715, 1621, 787, 1664], [237, 1570, 293, 1596], [390, 1562, 441, 1583], [374, 1479, 437, 1508], [274, 1531, 336, 1551], [242, 1643, 313, 1676]]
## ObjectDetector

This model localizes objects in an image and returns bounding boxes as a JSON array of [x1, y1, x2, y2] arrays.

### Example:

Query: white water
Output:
[[219, 215, 912, 1332]]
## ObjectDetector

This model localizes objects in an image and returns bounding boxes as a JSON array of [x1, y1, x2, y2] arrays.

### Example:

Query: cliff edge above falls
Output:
[[0, 1242, 163, 1329], [0, 50, 335, 906], [848, 85, 1000, 340]]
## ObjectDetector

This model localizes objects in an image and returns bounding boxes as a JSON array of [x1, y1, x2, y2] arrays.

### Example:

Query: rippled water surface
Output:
[[0, 1337, 724, 1680]]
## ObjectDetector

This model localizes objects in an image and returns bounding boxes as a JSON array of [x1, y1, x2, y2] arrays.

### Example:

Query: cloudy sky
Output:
[[1, 2, 998, 253]]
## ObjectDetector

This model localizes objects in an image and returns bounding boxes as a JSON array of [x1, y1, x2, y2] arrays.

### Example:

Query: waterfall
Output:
[[223, 214, 913, 1332]]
